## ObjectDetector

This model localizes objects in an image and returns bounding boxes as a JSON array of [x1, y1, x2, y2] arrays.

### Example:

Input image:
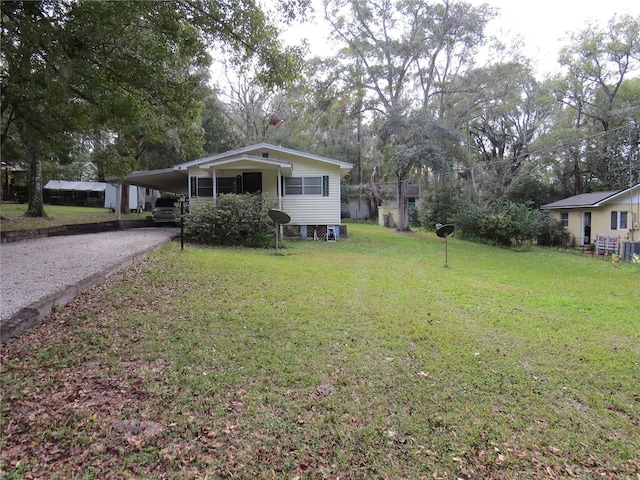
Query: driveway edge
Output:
[[1, 235, 175, 343]]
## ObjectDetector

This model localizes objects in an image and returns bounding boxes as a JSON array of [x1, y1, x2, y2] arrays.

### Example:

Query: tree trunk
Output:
[[368, 166, 383, 222], [120, 185, 130, 214], [571, 150, 582, 195], [25, 137, 47, 218], [396, 175, 408, 231]]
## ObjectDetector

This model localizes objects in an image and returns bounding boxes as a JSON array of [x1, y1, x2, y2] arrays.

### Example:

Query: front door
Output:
[[243, 172, 262, 194], [583, 212, 592, 245]]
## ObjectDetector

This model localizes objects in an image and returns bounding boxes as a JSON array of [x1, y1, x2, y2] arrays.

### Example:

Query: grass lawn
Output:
[[1, 223, 638, 479], [0, 203, 147, 232]]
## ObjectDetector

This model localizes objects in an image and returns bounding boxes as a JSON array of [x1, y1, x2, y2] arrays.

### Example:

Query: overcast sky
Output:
[[279, 0, 640, 77]]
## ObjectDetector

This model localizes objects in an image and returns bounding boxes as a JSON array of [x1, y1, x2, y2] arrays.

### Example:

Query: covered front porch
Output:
[[182, 154, 293, 211]]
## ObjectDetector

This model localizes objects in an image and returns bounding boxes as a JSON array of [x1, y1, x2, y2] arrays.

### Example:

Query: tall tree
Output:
[[1, 0, 308, 216], [1, 1, 86, 217], [324, 0, 495, 112], [554, 13, 640, 192], [467, 64, 555, 203], [219, 69, 287, 145], [201, 92, 241, 155], [377, 108, 459, 230], [324, 0, 493, 226]]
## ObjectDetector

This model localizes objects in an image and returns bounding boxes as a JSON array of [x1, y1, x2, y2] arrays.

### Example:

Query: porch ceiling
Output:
[[192, 155, 293, 175]]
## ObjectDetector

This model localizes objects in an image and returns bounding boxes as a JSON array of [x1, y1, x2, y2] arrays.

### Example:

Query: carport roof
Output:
[[121, 168, 189, 195]]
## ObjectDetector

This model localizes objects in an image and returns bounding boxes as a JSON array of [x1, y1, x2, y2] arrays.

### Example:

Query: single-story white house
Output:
[[121, 143, 353, 239], [541, 183, 640, 256]]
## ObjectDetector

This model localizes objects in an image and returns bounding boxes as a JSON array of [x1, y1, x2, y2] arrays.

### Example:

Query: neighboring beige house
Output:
[[541, 183, 640, 250], [376, 184, 422, 228], [123, 143, 353, 239]]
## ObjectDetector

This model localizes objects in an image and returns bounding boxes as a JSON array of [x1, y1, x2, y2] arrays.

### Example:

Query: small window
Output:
[[284, 177, 302, 195], [611, 211, 618, 230], [191, 177, 214, 197], [620, 211, 628, 229], [198, 178, 214, 197], [561, 212, 569, 228], [217, 177, 236, 195], [304, 177, 322, 195], [284, 176, 323, 195]]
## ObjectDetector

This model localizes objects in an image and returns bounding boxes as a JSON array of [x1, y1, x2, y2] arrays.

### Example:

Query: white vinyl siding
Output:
[[186, 152, 345, 226], [281, 159, 341, 225]]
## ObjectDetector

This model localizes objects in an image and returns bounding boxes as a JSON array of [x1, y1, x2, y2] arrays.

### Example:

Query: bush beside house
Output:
[[184, 194, 273, 248], [452, 201, 544, 249]]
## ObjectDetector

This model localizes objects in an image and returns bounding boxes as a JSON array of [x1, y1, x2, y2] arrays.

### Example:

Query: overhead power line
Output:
[[473, 122, 637, 168]]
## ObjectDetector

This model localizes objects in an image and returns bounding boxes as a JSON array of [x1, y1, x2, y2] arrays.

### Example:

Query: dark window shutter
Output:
[[611, 211, 618, 230], [323, 176, 329, 196], [190, 177, 197, 197]]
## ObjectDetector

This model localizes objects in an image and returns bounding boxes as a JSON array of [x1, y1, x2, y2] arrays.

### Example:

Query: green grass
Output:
[[0, 203, 147, 232], [1, 223, 639, 479]]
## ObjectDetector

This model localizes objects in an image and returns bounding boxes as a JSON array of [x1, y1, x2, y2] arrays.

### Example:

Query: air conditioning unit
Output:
[[632, 223, 639, 231]]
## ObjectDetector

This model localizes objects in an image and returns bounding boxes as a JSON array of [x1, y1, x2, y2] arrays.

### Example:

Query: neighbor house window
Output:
[[190, 177, 214, 197], [611, 211, 618, 230], [284, 176, 328, 195], [620, 211, 628, 229], [561, 212, 569, 227]]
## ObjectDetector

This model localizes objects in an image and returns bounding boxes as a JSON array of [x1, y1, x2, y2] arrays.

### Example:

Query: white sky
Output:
[[279, 0, 640, 77]]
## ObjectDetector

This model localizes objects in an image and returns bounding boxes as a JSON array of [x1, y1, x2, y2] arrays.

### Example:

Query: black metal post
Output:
[[444, 233, 449, 268]]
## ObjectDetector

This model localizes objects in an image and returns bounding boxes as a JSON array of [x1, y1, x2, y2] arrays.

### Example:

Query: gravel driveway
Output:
[[1, 228, 178, 336]]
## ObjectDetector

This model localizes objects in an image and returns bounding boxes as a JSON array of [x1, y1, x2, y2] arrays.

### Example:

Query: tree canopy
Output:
[[1, 0, 308, 215], [2, 0, 638, 227]]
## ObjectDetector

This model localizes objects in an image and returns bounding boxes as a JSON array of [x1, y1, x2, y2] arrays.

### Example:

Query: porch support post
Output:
[[187, 170, 192, 203], [277, 168, 282, 210], [212, 169, 217, 200]]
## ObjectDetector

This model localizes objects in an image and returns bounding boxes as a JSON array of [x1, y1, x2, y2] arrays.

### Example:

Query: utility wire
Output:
[[470, 122, 636, 168]]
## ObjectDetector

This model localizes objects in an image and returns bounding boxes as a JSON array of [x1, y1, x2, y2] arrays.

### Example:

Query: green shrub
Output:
[[417, 181, 463, 230], [184, 194, 273, 247], [408, 203, 420, 227], [537, 212, 568, 247], [453, 200, 540, 249]]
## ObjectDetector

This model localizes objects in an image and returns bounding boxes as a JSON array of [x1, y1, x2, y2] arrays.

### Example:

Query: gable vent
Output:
[[262, 152, 269, 158]]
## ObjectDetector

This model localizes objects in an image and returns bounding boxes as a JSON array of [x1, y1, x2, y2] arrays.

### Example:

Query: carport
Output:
[[120, 168, 188, 195], [106, 168, 188, 219]]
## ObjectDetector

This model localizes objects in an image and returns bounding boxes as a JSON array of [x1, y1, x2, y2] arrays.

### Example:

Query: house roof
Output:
[[541, 183, 640, 209], [177, 143, 353, 175], [44, 180, 107, 192], [116, 143, 353, 194], [1, 162, 26, 172], [195, 154, 293, 175]]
